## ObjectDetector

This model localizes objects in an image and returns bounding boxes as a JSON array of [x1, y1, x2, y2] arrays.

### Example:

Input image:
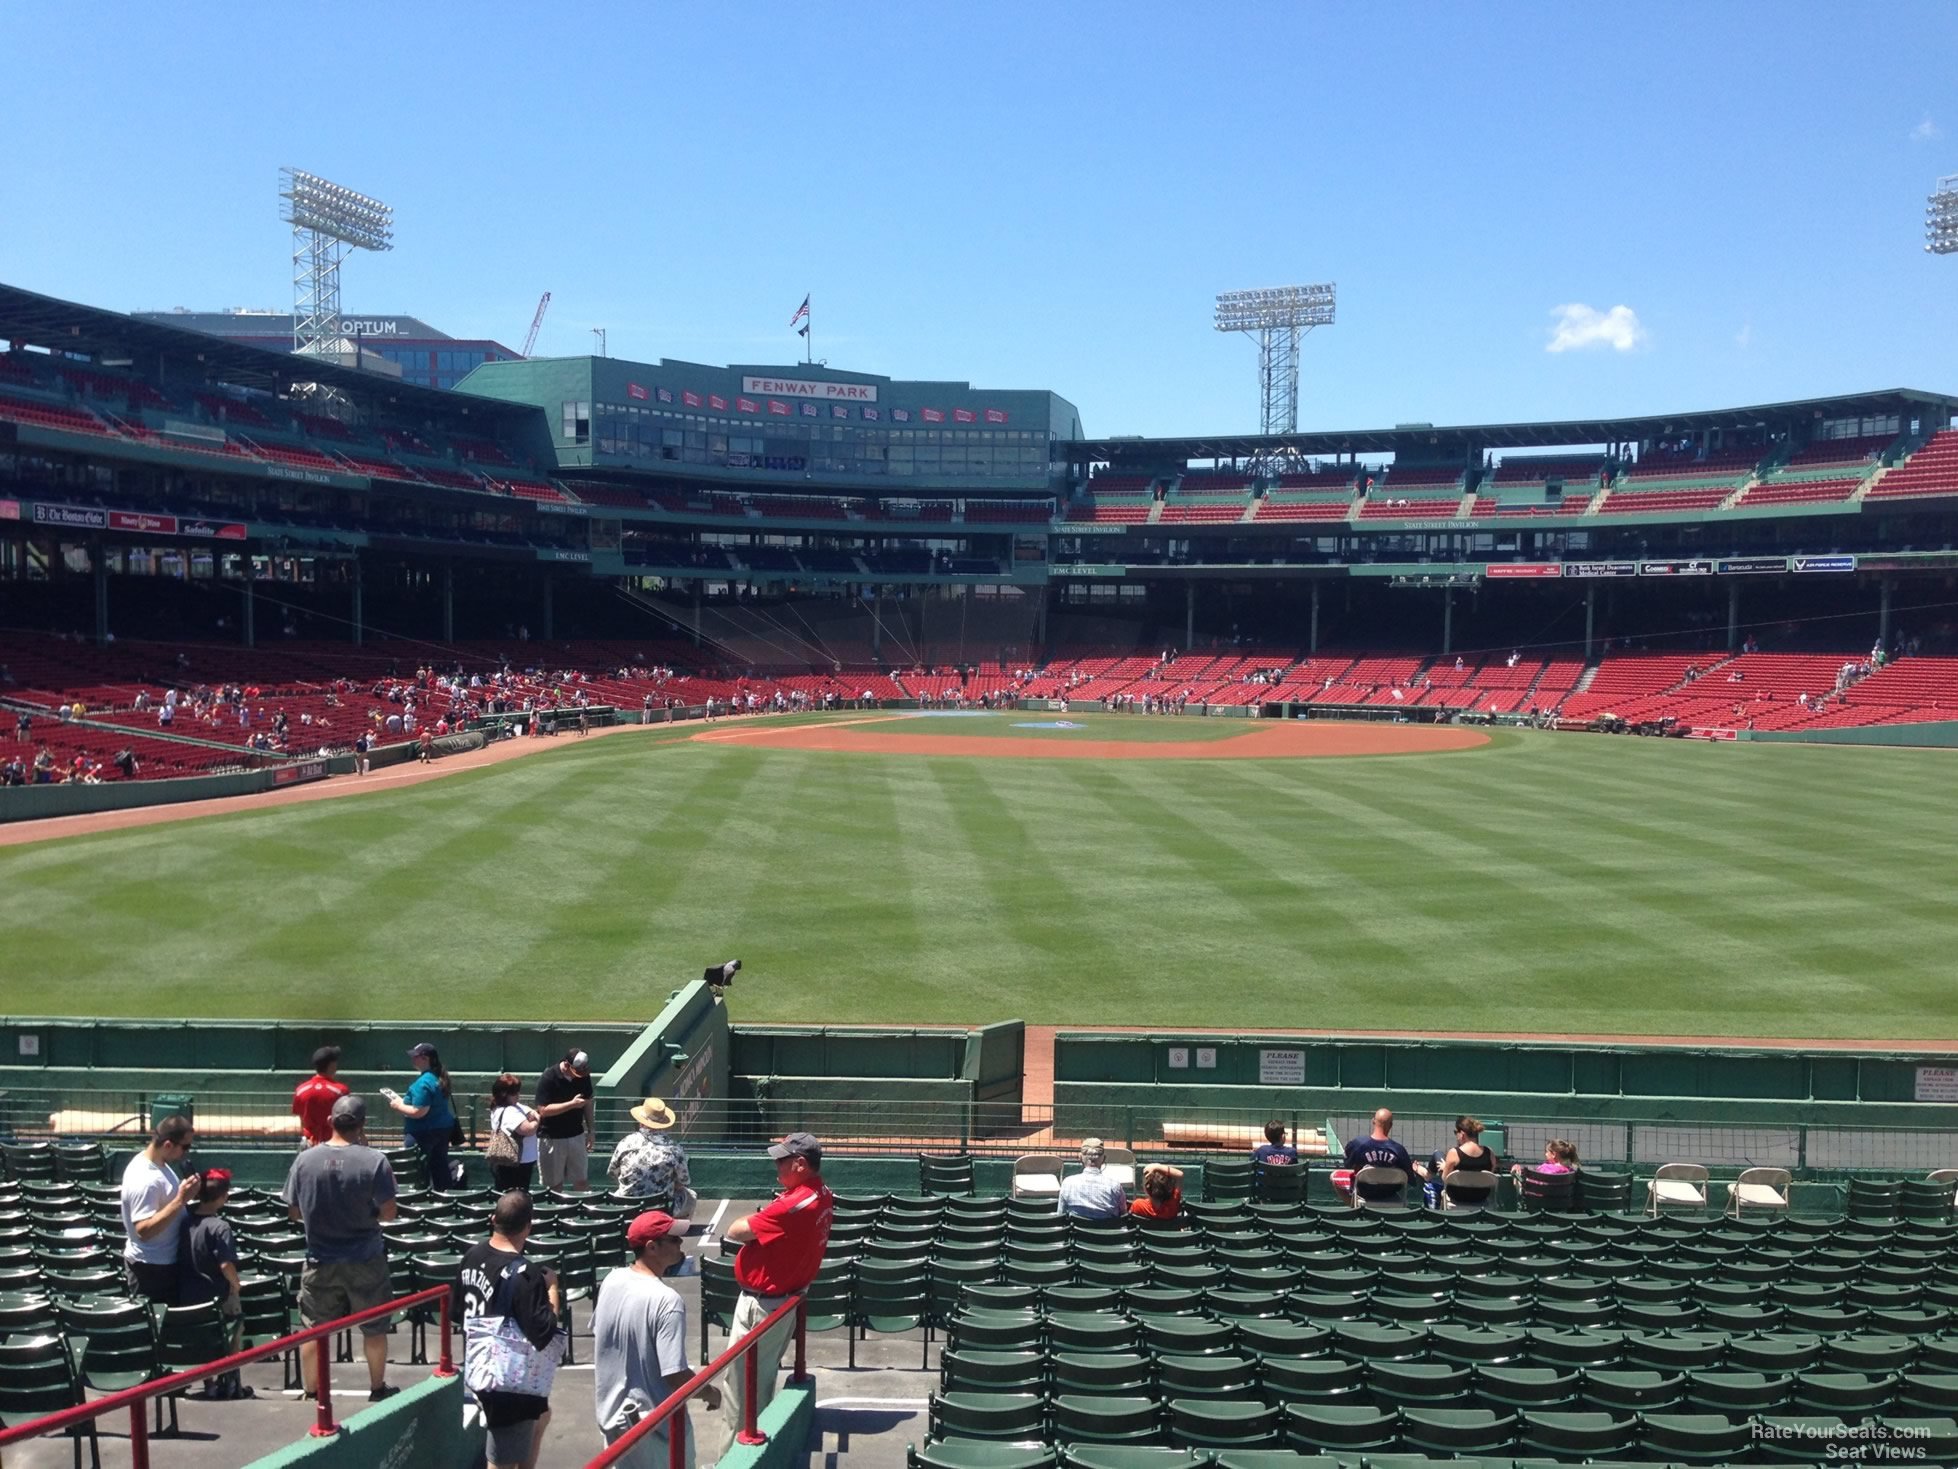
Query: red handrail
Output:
[[586, 1293, 807, 1469], [0, 1284, 455, 1468]]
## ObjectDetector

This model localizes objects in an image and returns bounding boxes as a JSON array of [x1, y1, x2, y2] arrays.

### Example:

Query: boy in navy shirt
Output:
[[1250, 1121, 1299, 1166]]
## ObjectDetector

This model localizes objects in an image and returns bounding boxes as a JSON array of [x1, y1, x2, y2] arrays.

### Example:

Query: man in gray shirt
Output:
[[592, 1210, 716, 1469], [283, 1093, 399, 1402], [1056, 1137, 1128, 1219]]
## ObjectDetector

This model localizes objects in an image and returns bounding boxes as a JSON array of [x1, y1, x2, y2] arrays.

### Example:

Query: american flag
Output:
[[800, 402, 818, 417], [831, 404, 850, 419], [789, 295, 810, 327]]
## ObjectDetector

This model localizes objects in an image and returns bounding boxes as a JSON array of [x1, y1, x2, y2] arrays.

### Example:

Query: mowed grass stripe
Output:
[[0, 725, 1953, 1037]]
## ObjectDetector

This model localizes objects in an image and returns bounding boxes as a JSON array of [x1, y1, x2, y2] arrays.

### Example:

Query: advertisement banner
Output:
[[1717, 557, 1789, 575], [1565, 561, 1638, 578], [0, 499, 18, 521], [831, 404, 850, 419], [32, 503, 108, 529], [768, 400, 790, 416], [953, 408, 976, 423], [736, 398, 758, 414], [1640, 559, 1714, 576], [682, 390, 703, 408], [985, 408, 1008, 424], [707, 394, 726, 411], [1793, 555, 1857, 573], [1485, 563, 1561, 579], [109, 511, 177, 535], [627, 383, 648, 401], [271, 759, 329, 787], [179, 520, 249, 540], [921, 408, 945, 423]]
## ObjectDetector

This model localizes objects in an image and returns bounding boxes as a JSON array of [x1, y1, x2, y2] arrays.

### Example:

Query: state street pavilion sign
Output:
[[740, 375, 878, 402]]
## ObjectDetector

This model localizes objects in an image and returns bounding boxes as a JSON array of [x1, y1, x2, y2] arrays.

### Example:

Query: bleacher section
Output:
[[1865, 430, 1958, 501], [812, 1184, 1958, 1468]]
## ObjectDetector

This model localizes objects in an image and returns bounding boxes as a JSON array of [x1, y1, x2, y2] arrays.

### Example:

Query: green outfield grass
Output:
[[880, 712, 1252, 741], [3, 719, 1954, 1039]]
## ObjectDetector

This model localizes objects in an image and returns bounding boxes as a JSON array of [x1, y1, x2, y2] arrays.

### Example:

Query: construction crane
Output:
[[520, 291, 551, 358]]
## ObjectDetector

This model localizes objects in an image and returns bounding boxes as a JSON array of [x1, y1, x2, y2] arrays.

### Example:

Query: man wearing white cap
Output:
[[607, 1096, 697, 1217], [532, 1049, 595, 1193]]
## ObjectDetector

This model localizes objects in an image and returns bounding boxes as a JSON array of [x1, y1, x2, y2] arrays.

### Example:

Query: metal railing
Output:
[[586, 1293, 806, 1469], [4, 1088, 1953, 1179], [0, 1284, 454, 1467]]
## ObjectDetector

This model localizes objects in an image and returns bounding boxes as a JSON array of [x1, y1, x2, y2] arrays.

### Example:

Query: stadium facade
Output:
[[131, 307, 520, 391], [4, 279, 1958, 667]]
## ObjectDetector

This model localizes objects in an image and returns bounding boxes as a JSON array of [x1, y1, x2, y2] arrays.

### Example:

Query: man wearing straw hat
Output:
[[607, 1096, 697, 1218]]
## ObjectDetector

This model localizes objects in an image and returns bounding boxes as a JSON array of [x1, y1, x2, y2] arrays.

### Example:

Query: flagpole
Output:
[[805, 295, 812, 365]]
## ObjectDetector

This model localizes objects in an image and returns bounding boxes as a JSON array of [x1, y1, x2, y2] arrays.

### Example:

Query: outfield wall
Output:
[[1051, 1032, 1958, 1132], [1739, 720, 1958, 748]]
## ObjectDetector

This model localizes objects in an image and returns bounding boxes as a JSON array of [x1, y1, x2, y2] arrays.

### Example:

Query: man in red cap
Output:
[[592, 1210, 715, 1468], [720, 1132, 833, 1448]]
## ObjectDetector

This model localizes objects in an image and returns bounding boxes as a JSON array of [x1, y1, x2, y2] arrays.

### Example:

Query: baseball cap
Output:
[[1080, 1136, 1106, 1164], [200, 1167, 234, 1193], [625, 1210, 689, 1248], [331, 1094, 368, 1127], [408, 1042, 437, 1060], [767, 1132, 823, 1165], [565, 1049, 591, 1075]]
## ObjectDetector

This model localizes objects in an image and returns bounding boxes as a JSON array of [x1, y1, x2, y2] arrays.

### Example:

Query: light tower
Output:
[[279, 168, 394, 360], [1926, 175, 1958, 254], [1214, 283, 1336, 438]]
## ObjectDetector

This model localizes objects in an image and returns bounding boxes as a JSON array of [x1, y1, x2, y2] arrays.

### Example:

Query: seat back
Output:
[[1350, 1166, 1408, 1207]]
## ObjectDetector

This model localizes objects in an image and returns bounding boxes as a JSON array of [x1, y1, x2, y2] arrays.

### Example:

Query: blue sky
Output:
[[3, 4, 1955, 439]]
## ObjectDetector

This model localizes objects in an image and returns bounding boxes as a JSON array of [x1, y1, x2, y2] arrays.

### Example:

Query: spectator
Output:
[[386, 1042, 458, 1192], [1250, 1120, 1299, 1167], [593, 1210, 711, 1469], [1056, 1138, 1127, 1219], [488, 1073, 543, 1194], [178, 1167, 250, 1399], [120, 1115, 199, 1303], [292, 1045, 350, 1148], [1339, 1108, 1427, 1204], [1439, 1116, 1499, 1177], [1516, 1139, 1580, 1177], [533, 1050, 596, 1193], [418, 727, 434, 764], [458, 1190, 566, 1469], [721, 1133, 833, 1449], [1129, 1163, 1185, 1221], [607, 1096, 698, 1216], [282, 1094, 398, 1402]]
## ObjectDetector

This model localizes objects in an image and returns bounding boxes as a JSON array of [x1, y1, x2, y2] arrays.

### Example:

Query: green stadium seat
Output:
[[1045, 1312, 1140, 1355], [1754, 1414, 1853, 1464], [1156, 1353, 1258, 1401], [1876, 1417, 1958, 1462], [1822, 1335, 1917, 1375], [1232, 1320, 1329, 1359], [1620, 1332, 1725, 1372], [57, 1298, 159, 1394], [1061, 1448, 1191, 1469], [1517, 1409, 1638, 1459], [911, 1447, 1054, 1469], [1138, 1316, 1236, 1356], [854, 1265, 931, 1368], [1050, 1352, 1153, 1396], [949, 1310, 1042, 1352], [1363, 1360, 1470, 1410], [1426, 1324, 1527, 1367], [1168, 1398, 1282, 1450], [1124, 1286, 1204, 1316], [1727, 1332, 1826, 1374], [1204, 1160, 1254, 1203], [1051, 1396, 1162, 1446], [1473, 1365, 1579, 1411], [1791, 1371, 1898, 1418], [1396, 1406, 1517, 1457], [930, 1392, 1047, 1444], [1637, 1411, 1755, 1464], [1524, 1329, 1623, 1370], [1579, 1367, 1685, 1412], [1281, 1403, 1397, 1453], [0, 1335, 98, 1469], [1684, 1367, 1792, 1415], [1257, 1356, 1364, 1404], [941, 1350, 1046, 1396]]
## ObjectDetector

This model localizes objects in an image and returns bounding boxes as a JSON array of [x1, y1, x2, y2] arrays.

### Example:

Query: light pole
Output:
[[1214, 283, 1337, 439], [279, 169, 394, 361], [1926, 175, 1958, 254]]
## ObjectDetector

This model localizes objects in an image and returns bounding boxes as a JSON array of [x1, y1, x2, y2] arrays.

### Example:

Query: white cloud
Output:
[[1912, 115, 1942, 143], [1545, 303, 1647, 354], [1735, 322, 1753, 349]]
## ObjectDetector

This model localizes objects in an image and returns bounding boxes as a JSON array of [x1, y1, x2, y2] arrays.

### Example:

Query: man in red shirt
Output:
[[291, 1047, 350, 1147], [720, 1132, 833, 1449]]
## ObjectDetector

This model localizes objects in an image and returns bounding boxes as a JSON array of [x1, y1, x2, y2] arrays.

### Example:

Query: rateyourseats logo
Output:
[[1751, 1421, 1932, 1461]]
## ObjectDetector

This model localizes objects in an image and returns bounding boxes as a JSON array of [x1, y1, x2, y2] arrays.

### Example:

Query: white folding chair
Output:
[[1646, 1162, 1710, 1216], [1725, 1166, 1792, 1218], [1011, 1152, 1065, 1200], [1441, 1170, 1498, 1211], [1350, 1164, 1410, 1209]]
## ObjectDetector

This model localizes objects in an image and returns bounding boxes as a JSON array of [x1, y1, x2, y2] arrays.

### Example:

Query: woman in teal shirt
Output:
[[388, 1043, 457, 1191]]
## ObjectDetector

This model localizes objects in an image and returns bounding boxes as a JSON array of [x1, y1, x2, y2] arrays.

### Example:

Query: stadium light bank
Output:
[[1925, 174, 1958, 255]]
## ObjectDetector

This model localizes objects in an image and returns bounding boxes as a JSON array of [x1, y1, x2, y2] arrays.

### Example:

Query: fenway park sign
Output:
[[740, 375, 877, 402]]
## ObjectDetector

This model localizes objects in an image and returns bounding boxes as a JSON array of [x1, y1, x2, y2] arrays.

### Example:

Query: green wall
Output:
[[242, 1373, 472, 1469]]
